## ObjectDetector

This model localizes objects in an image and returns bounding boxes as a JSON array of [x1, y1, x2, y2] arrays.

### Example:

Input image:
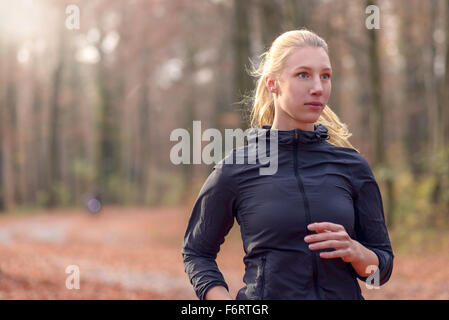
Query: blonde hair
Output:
[[249, 29, 357, 150]]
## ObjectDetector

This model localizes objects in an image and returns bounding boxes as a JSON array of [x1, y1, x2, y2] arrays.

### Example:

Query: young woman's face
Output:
[[268, 46, 332, 130]]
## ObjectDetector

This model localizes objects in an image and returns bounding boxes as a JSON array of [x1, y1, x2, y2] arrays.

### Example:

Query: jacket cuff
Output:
[[199, 281, 230, 300]]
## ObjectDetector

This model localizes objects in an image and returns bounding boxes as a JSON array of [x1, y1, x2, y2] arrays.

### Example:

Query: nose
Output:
[[309, 76, 323, 96]]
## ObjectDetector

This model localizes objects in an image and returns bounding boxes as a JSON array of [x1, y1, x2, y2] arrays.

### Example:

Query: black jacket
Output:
[[182, 124, 394, 300]]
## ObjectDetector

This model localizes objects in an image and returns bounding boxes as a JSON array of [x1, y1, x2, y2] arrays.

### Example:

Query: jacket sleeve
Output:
[[351, 155, 394, 286], [181, 165, 237, 300]]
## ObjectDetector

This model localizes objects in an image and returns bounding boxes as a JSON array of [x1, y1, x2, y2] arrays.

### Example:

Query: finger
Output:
[[304, 231, 349, 243], [308, 240, 346, 251], [307, 222, 344, 233], [307, 222, 345, 233], [318, 249, 350, 260]]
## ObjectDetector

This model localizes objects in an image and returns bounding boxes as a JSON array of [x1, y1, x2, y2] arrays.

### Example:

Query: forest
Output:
[[0, 0, 448, 299]]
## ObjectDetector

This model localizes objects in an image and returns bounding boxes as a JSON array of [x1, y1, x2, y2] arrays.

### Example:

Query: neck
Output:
[[271, 116, 315, 131]]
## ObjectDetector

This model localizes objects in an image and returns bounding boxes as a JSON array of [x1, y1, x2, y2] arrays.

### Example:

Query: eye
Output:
[[321, 73, 331, 80], [297, 72, 309, 79]]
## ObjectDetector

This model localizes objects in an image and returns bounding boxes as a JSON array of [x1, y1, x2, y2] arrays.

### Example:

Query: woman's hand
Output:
[[304, 222, 360, 263], [304, 222, 379, 277]]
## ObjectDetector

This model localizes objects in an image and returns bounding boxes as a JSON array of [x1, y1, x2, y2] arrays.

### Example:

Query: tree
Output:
[[46, 27, 66, 208], [366, 0, 395, 227], [232, 0, 253, 129]]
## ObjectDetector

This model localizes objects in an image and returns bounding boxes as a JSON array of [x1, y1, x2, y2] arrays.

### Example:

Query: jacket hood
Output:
[[258, 123, 330, 145]]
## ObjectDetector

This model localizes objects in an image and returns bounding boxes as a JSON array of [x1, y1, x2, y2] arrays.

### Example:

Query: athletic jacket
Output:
[[181, 124, 394, 300]]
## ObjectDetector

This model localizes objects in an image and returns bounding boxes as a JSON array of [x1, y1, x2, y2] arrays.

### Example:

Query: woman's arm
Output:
[[182, 164, 238, 300], [350, 156, 394, 285]]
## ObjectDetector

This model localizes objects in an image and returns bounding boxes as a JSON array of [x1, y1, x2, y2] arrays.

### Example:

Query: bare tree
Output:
[[232, 0, 253, 128], [366, 0, 395, 227]]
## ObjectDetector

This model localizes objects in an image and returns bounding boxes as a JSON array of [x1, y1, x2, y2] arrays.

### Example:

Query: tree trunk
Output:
[[286, 0, 314, 30], [232, 0, 252, 129], [0, 39, 4, 211], [46, 29, 65, 208], [366, 0, 395, 227], [5, 45, 21, 208], [444, 0, 449, 145], [400, 1, 428, 178], [136, 48, 151, 204], [96, 28, 122, 205], [259, 0, 284, 49], [425, 0, 440, 155]]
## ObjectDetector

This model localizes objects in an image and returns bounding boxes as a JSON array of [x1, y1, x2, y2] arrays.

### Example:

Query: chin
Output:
[[293, 114, 321, 124]]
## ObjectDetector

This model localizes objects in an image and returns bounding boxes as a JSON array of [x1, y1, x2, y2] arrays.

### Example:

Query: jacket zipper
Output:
[[260, 255, 267, 300], [293, 131, 322, 299]]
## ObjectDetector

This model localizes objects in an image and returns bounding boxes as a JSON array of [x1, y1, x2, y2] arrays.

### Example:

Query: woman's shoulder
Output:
[[324, 142, 366, 160], [198, 154, 239, 196], [323, 142, 374, 175], [214, 145, 261, 170], [211, 147, 246, 180], [212, 145, 264, 184]]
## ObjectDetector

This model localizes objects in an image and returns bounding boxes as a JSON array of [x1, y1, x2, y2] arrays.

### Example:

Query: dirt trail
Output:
[[0, 207, 447, 299]]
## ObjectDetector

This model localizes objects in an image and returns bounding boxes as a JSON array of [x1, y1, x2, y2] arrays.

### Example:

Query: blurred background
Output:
[[0, 0, 448, 299]]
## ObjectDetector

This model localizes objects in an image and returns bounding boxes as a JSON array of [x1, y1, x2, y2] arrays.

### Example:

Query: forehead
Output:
[[283, 46, 331, 71]]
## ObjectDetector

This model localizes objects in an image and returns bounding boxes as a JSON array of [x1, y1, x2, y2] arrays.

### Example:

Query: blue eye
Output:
[[297, 72, 331, 80]]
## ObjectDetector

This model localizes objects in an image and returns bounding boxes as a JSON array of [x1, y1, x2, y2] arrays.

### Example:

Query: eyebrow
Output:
[[294, 66, 332, 72]]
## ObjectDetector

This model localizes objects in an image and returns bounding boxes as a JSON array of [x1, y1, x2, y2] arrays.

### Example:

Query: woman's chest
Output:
[[235, 166, 356, 239]]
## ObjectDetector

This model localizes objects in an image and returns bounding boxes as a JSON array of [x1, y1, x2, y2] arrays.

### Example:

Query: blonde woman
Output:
[[182, 29, 394, 300]]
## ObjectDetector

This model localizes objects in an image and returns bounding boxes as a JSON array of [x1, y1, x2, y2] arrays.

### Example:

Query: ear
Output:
[[264, 75, 277, 94]]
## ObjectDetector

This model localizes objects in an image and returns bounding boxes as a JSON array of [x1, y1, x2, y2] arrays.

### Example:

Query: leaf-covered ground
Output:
[[0, 207, 447, 299]]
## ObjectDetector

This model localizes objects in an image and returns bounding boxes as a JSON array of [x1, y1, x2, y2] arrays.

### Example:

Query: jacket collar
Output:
[[259, 123, 330, 145]]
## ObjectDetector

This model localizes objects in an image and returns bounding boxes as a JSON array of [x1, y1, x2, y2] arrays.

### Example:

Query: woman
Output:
[[182, 29, 394, 300]]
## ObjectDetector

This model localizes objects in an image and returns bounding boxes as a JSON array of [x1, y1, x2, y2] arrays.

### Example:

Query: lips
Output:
[[304, 102, 323, 107]]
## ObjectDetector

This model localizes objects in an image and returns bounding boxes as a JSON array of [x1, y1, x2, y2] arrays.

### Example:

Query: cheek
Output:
[[284, 83, 307, 100], [325, 82, 332, 98]]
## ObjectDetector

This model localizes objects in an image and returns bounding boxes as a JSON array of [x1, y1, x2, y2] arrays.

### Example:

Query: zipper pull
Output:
[[295, 130, 298, 142]]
